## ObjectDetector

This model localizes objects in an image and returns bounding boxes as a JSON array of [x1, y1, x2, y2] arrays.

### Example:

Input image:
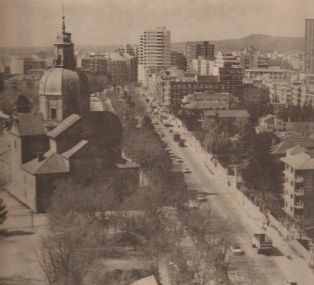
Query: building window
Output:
[[50, 108, 57, 120]]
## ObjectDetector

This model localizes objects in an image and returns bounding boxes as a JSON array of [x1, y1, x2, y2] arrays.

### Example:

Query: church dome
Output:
[[39, 67, 86, 96], [39, 67, 91, 123]]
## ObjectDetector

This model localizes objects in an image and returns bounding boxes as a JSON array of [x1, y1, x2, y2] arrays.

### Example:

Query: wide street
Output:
[[130, 84, 314, 285]]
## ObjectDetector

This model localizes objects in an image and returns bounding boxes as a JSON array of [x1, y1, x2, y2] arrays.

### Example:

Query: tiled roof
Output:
[[204, 109, 249, 118], [22, 150, 69, 175], [260, 114, 275, 121], [0, 111, 9, 119], [281, 146, 314, 170], [286, 122, 314, 135], [281, 153, 314, 169], [9, 113, 46, 136], [271, 138, 314, 155], [184, 101, 228, 110], [47, 114, 81, 139], [129, 276, 158, 285], [62, 140, 88, 159]]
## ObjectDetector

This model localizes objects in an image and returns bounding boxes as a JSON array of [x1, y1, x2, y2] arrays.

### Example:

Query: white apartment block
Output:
[[267, 80, 314, 107], [281, 146, 314, 222], [192, 57, 219, 76], [138, 27, 171, 85]]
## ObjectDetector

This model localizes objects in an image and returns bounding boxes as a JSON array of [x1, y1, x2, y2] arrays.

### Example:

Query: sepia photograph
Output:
[[1, 0, 314, 284]]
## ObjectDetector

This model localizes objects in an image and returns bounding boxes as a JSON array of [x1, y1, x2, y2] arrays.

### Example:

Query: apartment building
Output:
[[10, 57, 47, 75], [245, 68, 291, 84], [80, 54, 108, 72], [107, 52, 128, 85], [185, 41, 215, 72], [281, 146, 314, 223], [171, 51, 187, 71], [305, 19, 314, 74], [192, 57, 218, 76], [147, 67, 220, 112], [138, 27, 171, 85], [268, 80, 314, 107]]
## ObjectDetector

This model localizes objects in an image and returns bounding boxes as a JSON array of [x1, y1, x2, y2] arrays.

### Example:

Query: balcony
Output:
[[295, 188, 304, 196], [294, 202, 304, 209], [295, 175, 304, 183]]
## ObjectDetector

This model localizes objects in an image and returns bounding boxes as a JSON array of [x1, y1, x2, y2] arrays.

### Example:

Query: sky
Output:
[[1, 0, 314, 47]]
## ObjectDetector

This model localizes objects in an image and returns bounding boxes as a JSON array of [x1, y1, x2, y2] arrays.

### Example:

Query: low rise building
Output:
[[80, 54, 108, 72], [202, 109, 250, 130], [245, 68, 291, 84], [107, 52, 127, 85], [10, 57, 47, 75], [256, 114, 285, 133], [182, 91, 231, 110], [267, 80, 314, 107]]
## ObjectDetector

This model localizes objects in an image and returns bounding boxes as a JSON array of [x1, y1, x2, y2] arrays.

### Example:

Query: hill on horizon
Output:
[[171, 34, 304, 53]]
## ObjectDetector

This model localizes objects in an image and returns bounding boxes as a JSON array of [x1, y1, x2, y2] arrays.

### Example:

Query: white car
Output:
[[196, 193, 208, 202], [176, 158, 183, 163], [230, 245, 245, 256], [183, 168, 192, 174]]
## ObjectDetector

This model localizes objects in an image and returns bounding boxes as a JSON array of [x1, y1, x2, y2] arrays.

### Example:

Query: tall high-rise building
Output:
[[185, 42, 197, 72], [138, 27, 171, 85], [305, 19, 314, 74], [185, 41, 215, 72], [196, 41, 215, 59]]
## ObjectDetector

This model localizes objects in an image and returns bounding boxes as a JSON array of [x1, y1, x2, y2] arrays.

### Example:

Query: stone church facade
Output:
[[0, 16, 140, 212]]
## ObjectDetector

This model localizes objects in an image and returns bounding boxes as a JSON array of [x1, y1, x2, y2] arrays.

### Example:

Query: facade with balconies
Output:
[[281, 146, 314, 223]]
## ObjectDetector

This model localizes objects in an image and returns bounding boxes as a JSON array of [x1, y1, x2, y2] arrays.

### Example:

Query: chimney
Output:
[[37, 152, 44, 162]]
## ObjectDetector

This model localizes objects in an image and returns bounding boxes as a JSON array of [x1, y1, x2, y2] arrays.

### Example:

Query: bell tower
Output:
[[53, 7, 75, 70]]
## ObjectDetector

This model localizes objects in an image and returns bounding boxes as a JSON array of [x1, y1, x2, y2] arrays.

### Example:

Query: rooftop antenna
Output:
[[62, 3, 66, 34]]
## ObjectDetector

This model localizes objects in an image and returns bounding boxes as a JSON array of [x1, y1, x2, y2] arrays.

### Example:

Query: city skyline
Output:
[[1, 0, 314, 47]]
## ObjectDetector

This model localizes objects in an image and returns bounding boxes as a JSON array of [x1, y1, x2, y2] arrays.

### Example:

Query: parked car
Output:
[[285, 282, 297, 285], [196, 193, 208, 202], [176, 158, 183, 163], [230, 245, 245, 256], [183, 168, 192, 173], [185, 200, 199, 210]]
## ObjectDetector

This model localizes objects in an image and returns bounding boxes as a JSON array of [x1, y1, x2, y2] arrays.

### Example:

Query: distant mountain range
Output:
[[171, 34, 304, 53], [0, 34, 304, 54]]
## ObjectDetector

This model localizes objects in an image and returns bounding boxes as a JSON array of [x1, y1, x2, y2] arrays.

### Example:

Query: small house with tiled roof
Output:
[[21, 138, 96, 212], [2, 106, 140, 212]]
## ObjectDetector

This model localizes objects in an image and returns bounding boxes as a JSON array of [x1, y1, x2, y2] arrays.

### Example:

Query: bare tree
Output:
[[171, 209, 233, 285], [38, 216, 100, 285]]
